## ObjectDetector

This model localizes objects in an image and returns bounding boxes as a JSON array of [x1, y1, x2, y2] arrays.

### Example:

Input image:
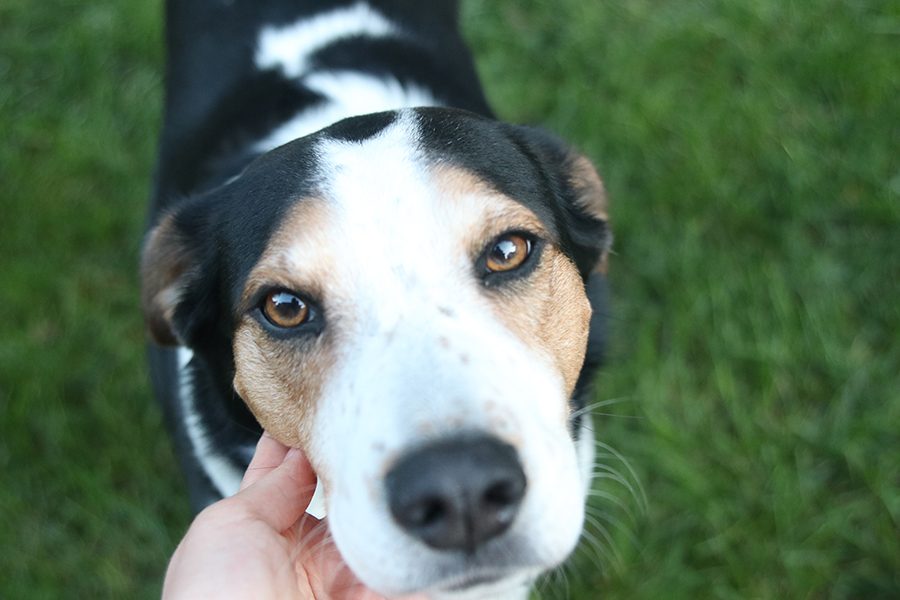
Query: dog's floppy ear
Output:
[[140, 199, 219, 347], [563, 151, 612, 275], [509, 125, 612, 278]]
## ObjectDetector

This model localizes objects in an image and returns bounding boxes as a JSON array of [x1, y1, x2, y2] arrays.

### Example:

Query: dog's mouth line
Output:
[[443, 574, 501, 591], [433, 566, 515, 593]]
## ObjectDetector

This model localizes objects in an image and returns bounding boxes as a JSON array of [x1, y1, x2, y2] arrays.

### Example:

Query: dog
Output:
[[142, 1, 611, 597]]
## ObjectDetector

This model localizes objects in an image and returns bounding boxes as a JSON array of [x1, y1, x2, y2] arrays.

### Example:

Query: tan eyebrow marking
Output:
[[239, 197, 335, 313], [429, 163, 551, 257]]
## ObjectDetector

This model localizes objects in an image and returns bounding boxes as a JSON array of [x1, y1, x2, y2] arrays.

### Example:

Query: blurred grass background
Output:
[[1, 0, 898, 598]]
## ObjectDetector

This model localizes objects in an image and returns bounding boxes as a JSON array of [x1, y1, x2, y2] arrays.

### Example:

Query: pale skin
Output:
[[163, 433, 423, 600]]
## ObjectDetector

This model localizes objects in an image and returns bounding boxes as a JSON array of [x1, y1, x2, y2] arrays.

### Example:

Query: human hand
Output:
[[163, 433, 403, 600]]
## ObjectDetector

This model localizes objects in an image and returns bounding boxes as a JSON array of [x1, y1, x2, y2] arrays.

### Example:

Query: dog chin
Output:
[[343, 527, 579, 599], [379, 564, 539, 600], [426, 569, 538, 600]]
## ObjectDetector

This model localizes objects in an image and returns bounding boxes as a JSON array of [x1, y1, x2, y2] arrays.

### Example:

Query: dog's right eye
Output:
[[485, 234, 532, 273], [261, 290, 310, 328]]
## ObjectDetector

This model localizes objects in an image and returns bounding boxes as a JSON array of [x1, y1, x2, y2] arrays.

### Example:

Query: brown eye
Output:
[[262, 291, 309, 328], [485, 234, 532, 273]]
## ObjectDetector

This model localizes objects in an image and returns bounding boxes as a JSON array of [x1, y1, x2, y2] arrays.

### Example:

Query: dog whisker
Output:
[[273, 515, 327, 584], [327, 561, 370, 598], [583, 512, 624, 569], [590, 412, 642, 420], [590, 466, 642, 511], [569, 396, 635, 420], [288, 518, 330, 565], [586, 488, 637, 523], [576, 526, 614, 577], [535, 562, 570, 600], [594, 440, 648, 511], [554, 562, 572, 600], [307, 524, 337, 560], [585, 505, 639, 548]]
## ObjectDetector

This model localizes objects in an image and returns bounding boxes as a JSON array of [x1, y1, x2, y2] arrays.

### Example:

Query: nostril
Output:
[[409, 496, 449, 529], [483, 479, 523, 508]]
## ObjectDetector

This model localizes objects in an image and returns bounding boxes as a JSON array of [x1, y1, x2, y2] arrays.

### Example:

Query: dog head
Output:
[[142, 108, 610, 597]]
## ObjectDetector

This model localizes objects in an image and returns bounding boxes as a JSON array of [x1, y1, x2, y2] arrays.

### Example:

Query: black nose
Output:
[[385, 435, 527, 553]]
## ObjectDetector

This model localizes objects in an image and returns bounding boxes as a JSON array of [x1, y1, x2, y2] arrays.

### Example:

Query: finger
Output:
[[240, 432, 289, 490], [234, 446, 318, 531]]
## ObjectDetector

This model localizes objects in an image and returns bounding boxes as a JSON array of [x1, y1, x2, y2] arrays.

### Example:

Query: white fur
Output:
[[253, 2, 439, 153], [279, 113, 589, 597], [250, 3, 438, 519], [578, 415, 597, 497], [176, 347, 244, 497], [256, 1, 398, 78], [253, 72, 438, 152]]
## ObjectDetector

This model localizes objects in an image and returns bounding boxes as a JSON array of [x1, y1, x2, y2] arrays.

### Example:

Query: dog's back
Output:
[[153, 0, 489, 207]]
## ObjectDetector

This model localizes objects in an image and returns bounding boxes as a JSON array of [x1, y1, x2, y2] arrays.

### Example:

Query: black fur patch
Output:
[[324, 110, 399, 142]]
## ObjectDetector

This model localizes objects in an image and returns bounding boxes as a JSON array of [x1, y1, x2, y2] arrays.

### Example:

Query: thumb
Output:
[[233, 446, 318, 531], [240, 433, 289, 490]]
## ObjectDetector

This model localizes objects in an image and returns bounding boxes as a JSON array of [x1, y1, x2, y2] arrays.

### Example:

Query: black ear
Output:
[[508, 126, 612, 279], [140, 198, 221, 347]]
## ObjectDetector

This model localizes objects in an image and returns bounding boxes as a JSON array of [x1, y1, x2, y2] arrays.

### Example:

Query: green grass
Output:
[[2, 0, 898, 598]]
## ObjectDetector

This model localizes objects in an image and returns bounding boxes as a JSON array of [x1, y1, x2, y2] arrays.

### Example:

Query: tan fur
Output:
[[239, 198, 335, 312], [232, 320, 334, 451], [140, 213, 192, 345], [431, 164, 592, 415], [539, 251, 593, 394], [233, 199, 336, 456], [567, 154, 609, 222], [568, 154, 612, 275], [429, 164, 550, 261], [488, 248, 590, 403]]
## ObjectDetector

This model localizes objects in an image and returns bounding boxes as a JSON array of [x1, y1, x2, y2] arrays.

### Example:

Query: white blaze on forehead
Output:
[[313, 112, 463, 298], [256, 1, 399, 78]]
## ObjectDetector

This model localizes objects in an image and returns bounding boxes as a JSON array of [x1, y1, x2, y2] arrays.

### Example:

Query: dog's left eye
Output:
[[262, 290, 310, 328], [485, 234, 532, 273]]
